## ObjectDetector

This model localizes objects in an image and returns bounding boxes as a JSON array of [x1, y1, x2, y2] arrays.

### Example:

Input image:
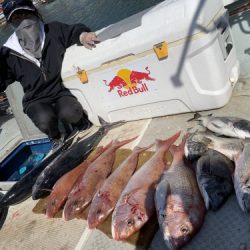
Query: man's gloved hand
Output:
[[79, 32, 99, 50]]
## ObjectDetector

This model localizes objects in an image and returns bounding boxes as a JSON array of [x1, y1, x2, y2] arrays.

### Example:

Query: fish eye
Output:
[[127, 219, 135, 227], [180, 225, 190, 235], [96, 209, 102, 214], [137, 216, 142, 221]]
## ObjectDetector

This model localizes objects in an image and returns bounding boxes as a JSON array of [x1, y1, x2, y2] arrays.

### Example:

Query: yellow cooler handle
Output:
[[153, 41, 168, 60]]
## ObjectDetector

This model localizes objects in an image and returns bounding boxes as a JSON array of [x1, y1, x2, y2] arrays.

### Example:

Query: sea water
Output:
[[0, 0, 164, 45]]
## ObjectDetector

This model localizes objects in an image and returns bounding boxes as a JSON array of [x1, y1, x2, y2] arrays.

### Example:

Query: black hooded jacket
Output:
[[0, 21, 90, 113]]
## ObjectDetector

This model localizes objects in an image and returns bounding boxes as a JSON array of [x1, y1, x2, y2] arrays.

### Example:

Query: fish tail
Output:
[[98, 116, 126, 130], [169, 134, 188, 160], [112, 136, 138, 148], [133, 143, 154, 154], [187, 112, 202, 122], [187, 112, 213, 122], [155, 131, 181, 151]]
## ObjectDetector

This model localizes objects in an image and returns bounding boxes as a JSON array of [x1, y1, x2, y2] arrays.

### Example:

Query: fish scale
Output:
[[164, 164, 203, 208]]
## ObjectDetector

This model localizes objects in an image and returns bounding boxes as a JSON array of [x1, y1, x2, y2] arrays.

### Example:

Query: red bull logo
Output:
[[103, 66, 155, 97]]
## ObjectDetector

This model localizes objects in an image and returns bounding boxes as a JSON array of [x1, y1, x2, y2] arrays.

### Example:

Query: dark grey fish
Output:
[[32, 118, 125, 200], [234, 142, 250, 212], [188, 113, 250, 139], [195, 150, 235, 211], [0, 130, 78, 208], [185, 131, 244, 161], [0, 193, 8, 229]]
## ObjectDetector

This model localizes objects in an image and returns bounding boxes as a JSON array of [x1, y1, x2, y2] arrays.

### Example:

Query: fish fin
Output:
[[187, 112, 202, 122], [210, 120, 225, 129], [133, 143, 154, 153], [155, 178, 169, 225], [155, 131, 181, 151], [187, 112, 213, 122], [169, 134, 187, 160], [98, 116, 126, 130], [98, 116, 109, 126], [122, 186, 148, 206], [112, 136, 138, 148]]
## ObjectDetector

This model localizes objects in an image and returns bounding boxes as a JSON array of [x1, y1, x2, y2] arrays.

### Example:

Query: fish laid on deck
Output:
[[155, 137, 205, 250], [185, 131, 244, 161], [234, 142, 250, 212], [87, 143, 153, 229], [46, 145, 108, 218], [111, 131, 180, 241], [189, 113, 250, 139], [63, 136, 137, 221], [32, 118, 125, 200], [194, 149, 235, 211]]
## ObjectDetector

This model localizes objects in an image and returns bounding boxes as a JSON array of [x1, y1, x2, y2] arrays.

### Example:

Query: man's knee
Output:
[[35, 113, 58, 134], [58, 101, 84, 123]]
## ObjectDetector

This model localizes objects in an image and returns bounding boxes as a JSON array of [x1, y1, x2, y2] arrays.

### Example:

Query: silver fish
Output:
[[190, 113, 250, 139], [195, 149, 234, 211], [234, 142, 250, 212]]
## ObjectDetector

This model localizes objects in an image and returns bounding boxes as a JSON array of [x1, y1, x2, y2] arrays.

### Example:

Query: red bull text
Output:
[[103, 66, 155, 97]]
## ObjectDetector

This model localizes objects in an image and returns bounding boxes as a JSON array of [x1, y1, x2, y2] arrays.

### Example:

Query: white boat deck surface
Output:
[[0, 80, 250, 250]]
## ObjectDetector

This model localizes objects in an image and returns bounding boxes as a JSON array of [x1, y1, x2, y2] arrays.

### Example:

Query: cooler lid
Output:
[[62, 0, 225, 79]]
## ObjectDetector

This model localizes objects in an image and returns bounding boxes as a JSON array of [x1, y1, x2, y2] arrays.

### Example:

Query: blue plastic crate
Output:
[[0, 138, 52, 182]]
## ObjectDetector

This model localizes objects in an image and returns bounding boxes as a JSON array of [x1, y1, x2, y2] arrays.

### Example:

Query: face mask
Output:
[[15, 15, 43, 59]]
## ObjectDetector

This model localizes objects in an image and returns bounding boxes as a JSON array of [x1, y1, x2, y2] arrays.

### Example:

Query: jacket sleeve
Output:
[[0, 50, 16, 92], [55, 21, 91, 48]]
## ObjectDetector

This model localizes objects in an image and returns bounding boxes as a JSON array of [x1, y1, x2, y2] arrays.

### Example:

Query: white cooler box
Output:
[[62, 0, 239, 125]]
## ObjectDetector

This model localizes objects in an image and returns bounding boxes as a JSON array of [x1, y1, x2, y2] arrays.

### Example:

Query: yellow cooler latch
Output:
[[153, 41, 168, 60], [76, 67, 88, 84]]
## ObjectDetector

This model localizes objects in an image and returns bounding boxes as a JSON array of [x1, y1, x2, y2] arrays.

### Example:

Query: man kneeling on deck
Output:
[[0, 0, 99, 150]]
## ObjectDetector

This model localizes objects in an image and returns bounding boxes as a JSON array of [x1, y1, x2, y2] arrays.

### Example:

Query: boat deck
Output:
[[0, 80, 250, 250]]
